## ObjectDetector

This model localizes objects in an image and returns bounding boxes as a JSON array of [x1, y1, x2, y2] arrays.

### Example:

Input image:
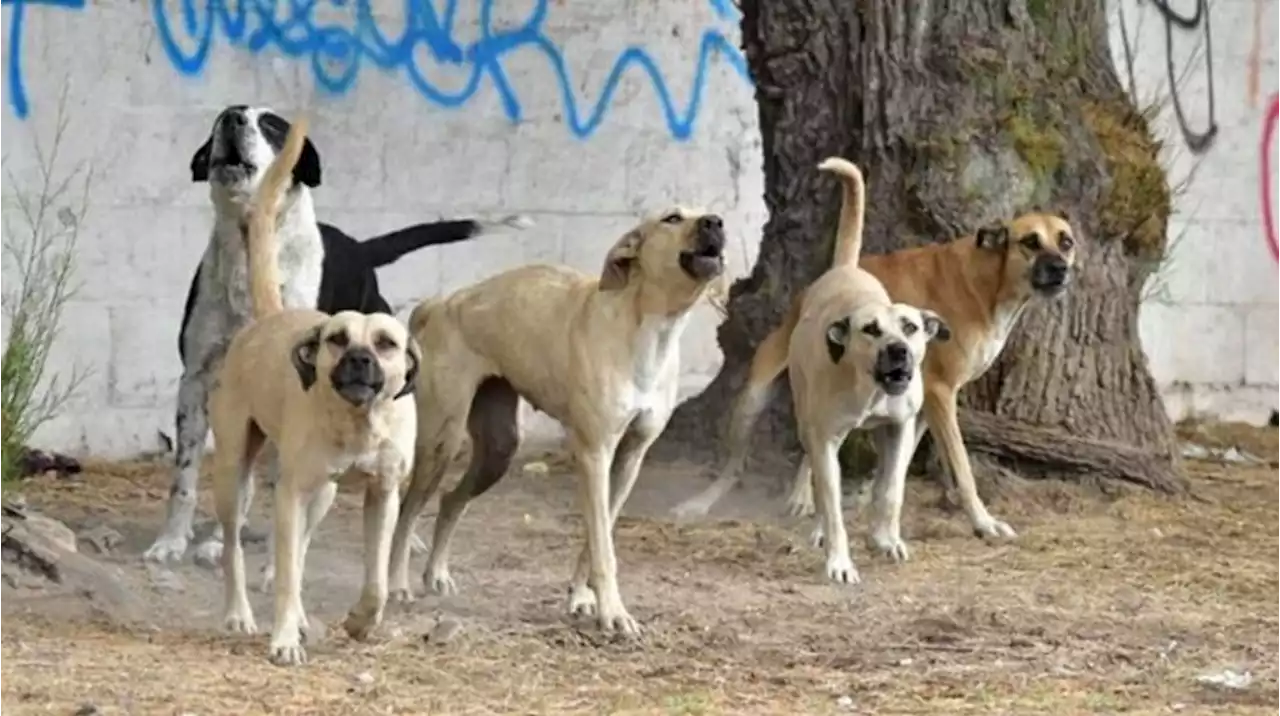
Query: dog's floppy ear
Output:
[[293, 137, 322, 188], [921, 310, 951, 343], [190, 137, 212, 183], [598, 229, 644, 291], [825, 316, 851, 364], [394, 338, 421, 400], [291, 325, 323, 390], [975, 222, 1009, 251]]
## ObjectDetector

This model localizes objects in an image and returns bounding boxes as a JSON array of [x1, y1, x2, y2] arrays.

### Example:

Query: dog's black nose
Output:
[[885, 342, 908, 362], [225, 111, 247, 128], [346, 350, 373, 368], [697, 215, 724, 231]]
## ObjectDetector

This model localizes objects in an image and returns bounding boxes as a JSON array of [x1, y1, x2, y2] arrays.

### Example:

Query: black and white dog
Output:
[[143, 105, 529, 564]]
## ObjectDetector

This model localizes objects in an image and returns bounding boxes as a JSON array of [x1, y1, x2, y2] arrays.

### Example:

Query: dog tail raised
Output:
[[246, 116, 310, 320], [358, 215, 535, 269], [817, 157, 867, 269]]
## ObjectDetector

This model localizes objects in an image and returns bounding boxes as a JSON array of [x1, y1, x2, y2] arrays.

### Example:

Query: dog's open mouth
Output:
[[875, 367, 913, 396], [210, 144, 254, 177], [679, 243, 725, 280], [333, 381, 381, 407]]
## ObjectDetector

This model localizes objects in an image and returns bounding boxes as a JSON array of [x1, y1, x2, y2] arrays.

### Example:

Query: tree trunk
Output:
[[656, 0, 1182, 493]]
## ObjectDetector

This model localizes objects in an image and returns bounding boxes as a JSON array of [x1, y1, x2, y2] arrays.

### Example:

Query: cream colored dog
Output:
[[386, 207, 727, 635], [208, 117, 419, 665], [699, 158, 947, 583]]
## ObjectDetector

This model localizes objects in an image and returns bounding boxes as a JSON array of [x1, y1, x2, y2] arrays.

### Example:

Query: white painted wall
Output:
[[1115, 0, 1279, 422], [1, 0, 1274, 458]]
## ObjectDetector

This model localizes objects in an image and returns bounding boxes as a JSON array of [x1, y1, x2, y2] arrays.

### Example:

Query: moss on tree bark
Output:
[[656, 0, 1182, 495]]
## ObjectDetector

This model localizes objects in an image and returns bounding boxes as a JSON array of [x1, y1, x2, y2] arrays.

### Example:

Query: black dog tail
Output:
[[359, 215, 534, 269]]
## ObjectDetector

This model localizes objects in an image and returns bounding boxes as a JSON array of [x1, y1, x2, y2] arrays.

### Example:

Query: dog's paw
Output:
[[566, 583, 598, 618], [425, 567, 457, 596], [807, 523, 826, 549], [596, 598, 640, 636], [389, 587, 417, 605], [824, 552, 861, 585], [868, 530, 910, 563], [142, 534, 189, 563], [972, 516, 1017, 540], [343, 605, 382, 642], [223, 607, 258, 635], [408, 532, 429, 556], [192, 539, 223, 570], [269, 641, 307, 667]]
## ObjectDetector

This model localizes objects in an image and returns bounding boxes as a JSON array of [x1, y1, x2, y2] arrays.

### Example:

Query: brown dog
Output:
[[208, 117, 419, 666], [673, 207, 1078, 541], [386, 207, 727, 635]]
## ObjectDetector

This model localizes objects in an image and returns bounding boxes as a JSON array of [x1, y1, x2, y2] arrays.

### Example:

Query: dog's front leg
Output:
[[145, 371, 212, 562], [568, 423, 660, 609], [568, 439, 638, 635], [923, 388, 1016, 539], [344, 475, 400, 641], [269, 479, 308, 666], [866, 419, 915, 563], [804, 430, 859, 585]]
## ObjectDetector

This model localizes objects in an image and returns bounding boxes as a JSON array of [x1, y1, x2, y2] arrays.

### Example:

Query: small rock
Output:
[[1195, 668, 1252, 690], [897, 657, 914, 666], [351, 671, 375, 686], [1150, 527, 1164, 539], [424, 617, 463, 645], [192, 539, 222, 570], [1220, 447, 1262, 465], [522, 461, 550, 476], [836, 695, 854, 710], [240, 525, 268, 545], [73, 704, 102, 716], [1179, 443, 1210, 460], [22, 512, 78, 554], [79, 525, 124, 555]]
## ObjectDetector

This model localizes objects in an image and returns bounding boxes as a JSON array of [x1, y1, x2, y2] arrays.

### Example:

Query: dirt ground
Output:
[[2, 422, 1277, 715]]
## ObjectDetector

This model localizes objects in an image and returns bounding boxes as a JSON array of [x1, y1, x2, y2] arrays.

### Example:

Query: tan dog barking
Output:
[[674, 184, 1080, 545], [386, 206, 728, 636], [207, 116, 419, 666], [767, 158, 948, 582]]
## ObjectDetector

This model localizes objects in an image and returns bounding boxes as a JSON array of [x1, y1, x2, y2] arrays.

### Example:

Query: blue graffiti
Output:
[[3, 0, 753, 140], [3, 0, 86, 119]]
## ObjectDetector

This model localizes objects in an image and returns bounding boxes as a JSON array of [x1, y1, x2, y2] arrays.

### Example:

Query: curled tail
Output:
[[246, 116, 310, 319], [817, 157, 867, 269]]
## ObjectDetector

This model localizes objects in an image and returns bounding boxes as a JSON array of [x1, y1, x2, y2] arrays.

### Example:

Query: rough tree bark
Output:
[[656, 0, 1182, 493]]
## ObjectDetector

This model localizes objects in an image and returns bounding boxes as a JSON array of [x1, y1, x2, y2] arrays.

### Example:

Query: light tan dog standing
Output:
[[386, 207, 728, 635], [207, 117, 419, 665], [774, 158, 949, 582], [673, 201, 1079, 544]]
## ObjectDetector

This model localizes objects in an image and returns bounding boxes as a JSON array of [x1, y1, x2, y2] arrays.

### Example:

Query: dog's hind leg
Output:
[[923, 387, 1016, 540], [388, 419, 466, 604], [567, 414, 664, 617], [424, 378, 520, 597], [865, 418, 916, 563], [145, 369, 214, 562], [213, 416, 265, 635]]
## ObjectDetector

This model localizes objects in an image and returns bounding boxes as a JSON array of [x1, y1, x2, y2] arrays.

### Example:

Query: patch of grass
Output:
[[1081, 99, 1171, 256]]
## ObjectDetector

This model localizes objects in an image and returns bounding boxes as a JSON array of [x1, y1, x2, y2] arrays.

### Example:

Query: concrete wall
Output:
[[1, 0, 1274, 458], [0, 0, 763, 456], [1115, 0, 1279, 423]]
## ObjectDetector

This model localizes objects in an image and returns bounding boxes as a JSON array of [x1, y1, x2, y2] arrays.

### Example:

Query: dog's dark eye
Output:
[[325, 331, 349, 348], [374, 334, 398, 352], [661, 213, 683, 225], [1019, 234, 1041, 251], [1058, 232, 1075, 252], [860, 321, 882, 338], [901, 320, 918, 337]]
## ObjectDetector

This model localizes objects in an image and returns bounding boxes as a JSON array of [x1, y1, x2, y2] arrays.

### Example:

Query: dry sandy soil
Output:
[[2, 422, 1277, 715]]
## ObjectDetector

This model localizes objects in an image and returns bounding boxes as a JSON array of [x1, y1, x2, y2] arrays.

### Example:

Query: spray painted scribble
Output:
[[3, 0, 752, 141], [1261, 93, 1278, 263], [2, 0, 87, 119]]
